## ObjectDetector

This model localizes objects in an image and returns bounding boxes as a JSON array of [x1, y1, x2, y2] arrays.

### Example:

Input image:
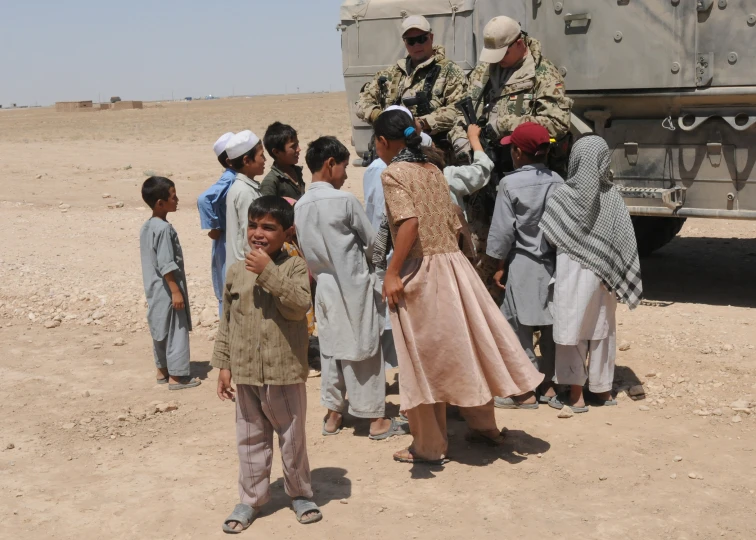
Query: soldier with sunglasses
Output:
[[355, 15, 467, 156]]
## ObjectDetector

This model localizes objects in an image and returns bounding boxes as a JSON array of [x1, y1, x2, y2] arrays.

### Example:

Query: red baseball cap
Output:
[[500, 122, 551, 155]]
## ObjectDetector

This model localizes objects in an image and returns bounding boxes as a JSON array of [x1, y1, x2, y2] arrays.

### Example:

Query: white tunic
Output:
[[552, 250, 617, 346], [294, 182, 384, 361], [225, 173, 262, 271]]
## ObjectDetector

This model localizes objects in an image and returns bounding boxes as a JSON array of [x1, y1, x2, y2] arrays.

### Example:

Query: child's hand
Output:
[[492, 269, 507, 291], [217, 369, 235, 401], [467, 124, 481, 141], [171, 290, 185, 310], [383, 272, 405, 310], [208, 229, 221, 241], [245, 248, 272, 275]]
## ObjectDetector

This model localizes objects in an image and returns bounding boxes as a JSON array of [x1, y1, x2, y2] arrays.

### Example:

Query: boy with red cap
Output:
[[486, 122, 564, 409]]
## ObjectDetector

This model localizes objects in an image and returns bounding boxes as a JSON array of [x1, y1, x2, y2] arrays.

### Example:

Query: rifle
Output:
[[402, 91, 432, 117], [377, 76, 388, 110]]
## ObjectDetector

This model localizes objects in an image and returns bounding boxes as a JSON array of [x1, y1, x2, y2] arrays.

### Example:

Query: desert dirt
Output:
[[1, 94, 755, 540]]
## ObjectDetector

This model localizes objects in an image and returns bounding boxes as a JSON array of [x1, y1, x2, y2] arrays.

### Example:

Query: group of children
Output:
[[138, 109, 642, 532]]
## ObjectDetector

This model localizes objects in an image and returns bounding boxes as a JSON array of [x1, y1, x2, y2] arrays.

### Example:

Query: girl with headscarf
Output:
[[376, 109, 543, 465], [540, 135, 643, 412]]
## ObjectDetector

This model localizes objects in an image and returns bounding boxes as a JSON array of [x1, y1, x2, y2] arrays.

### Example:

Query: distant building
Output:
[[55, 101, 94, 112]]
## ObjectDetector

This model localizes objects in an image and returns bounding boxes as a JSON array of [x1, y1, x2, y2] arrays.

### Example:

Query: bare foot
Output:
[[592, 390, 613, 402], [368, 417, 393, 437], [156, 368, 168, 380], [323, 411, 342, 434], [541, 384, 557, 399], [568, 385, 586, 408]]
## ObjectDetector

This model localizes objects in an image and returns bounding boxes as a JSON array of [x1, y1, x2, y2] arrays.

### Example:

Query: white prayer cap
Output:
[[383, 106, 433, 147], [224, 130, 260, 160], [213, 132, 235, 157]]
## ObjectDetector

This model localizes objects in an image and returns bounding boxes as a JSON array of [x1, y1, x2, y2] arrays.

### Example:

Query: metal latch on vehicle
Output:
[[617, 186, 687, 210]]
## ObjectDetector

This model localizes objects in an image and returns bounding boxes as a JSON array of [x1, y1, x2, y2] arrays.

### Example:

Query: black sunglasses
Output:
[[404, 33, 430, 46]]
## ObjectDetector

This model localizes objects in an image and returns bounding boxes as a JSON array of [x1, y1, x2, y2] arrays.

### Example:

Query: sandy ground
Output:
[[1, 95, 755, 540]]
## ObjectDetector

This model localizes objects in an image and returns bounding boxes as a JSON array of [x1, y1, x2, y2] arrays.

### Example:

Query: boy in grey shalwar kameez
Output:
[[139, 176, 200, 390], [295, 137, 408, 441], [486, 123, 564, 408]]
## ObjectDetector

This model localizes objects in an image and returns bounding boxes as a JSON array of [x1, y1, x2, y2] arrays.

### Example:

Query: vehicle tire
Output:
[[631, 216, 687, 256]]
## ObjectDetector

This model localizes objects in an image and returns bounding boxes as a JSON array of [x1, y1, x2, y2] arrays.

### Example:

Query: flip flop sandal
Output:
[[292, 497, 322, 525], [465, 428, 508, 447], [368, 417, 410, 441], [393, 448, 450, 465], [222, 503, 257, 534], [399, 412, 409, 423], [156, 377, 169, 385], [548, 394, 589, 413], [322, 418, 343, 436], [539, 394, 556, 404], [494, 396, 539, 410], [169, 377, 201, 390]]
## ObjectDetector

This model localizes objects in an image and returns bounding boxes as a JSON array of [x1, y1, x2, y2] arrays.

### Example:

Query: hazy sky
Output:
[[0, 0, 346, 106]]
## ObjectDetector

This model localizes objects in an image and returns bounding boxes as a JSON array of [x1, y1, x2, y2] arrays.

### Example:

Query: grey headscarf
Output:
[[540, 135, 643, 309]]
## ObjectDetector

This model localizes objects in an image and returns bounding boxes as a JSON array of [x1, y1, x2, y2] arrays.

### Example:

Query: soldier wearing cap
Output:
[[450, 16, 573, 172], [355, 15, 467, 150]]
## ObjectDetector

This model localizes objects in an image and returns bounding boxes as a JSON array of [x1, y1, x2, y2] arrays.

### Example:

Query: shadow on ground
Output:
[[640, 236, 756, 308]]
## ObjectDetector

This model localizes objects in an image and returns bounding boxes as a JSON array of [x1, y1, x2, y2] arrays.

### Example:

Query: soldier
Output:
[[355, 15, 467, 155], [450, 15, 573, 290], [450, 15, 573, 172]]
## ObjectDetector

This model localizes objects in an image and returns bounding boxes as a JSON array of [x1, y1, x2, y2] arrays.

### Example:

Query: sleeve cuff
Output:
[[159, 262, 180, 277], [255, 260, 281, 291]]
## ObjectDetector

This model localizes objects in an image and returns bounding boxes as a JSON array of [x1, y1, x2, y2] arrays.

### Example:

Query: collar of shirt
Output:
[[271, 164, 305, 187], [307, 181, 336, 192], [236, 172, 261, 189], [517, 163, 548, 172]]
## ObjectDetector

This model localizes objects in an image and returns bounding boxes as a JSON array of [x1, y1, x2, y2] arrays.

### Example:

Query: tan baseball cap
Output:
[[479, 16, 521, 63], [402, 15, 431, 36]]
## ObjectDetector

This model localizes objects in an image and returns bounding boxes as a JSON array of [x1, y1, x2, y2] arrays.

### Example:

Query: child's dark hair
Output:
[[373, 109, 424, 155], [248, 195, 295, 230], [228, 142, 263, 172], [263, 122, 298, 159], [305, 136, 350, 173], [141, 176, 175, 209], [217, 151, 229, 169]]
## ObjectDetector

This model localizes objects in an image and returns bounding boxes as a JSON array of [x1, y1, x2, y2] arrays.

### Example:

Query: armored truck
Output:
[[338, 0, 756, 254]]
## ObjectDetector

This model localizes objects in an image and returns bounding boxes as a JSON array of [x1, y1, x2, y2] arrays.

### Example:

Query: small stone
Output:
[[107, 201, 125, 209], [645, 372, 657, 378], [695, 409, 711, 417], [102, 359, 114, 366], [731, 415, 742, 424], [536, 453, 542, 458], [599, 475, 608, 481], [639, 405, 650, 412], [722, 344, 734, 352], [80, 417, 92, 424], [113, 337, 126, 347], [670, 473, 677, 479], [730, 399, 751, 409], [712, 408, 723, 416], [6, 443, 14, 450], [62, 423, 76, 430], [82, 390, 90, 398], [44, 319, 61, 329], [339, 499, 348, 505], [58, 203, 71, 210], [102, 193, 112, 198], [91, 310, 106, 320], [688, 473, 697, 479], [558, 407, 574, 418], [700, 346, 713, 355], [117, 414, 127, 421], [674, 456, 682, 462], [406, 513, 414, 518], [36, 174, 42, 179], [619, 341, 631, 351]]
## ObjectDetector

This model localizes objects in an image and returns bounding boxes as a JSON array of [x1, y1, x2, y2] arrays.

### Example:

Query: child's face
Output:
[[275, 138, 300, 166], [242, 145, 267, 178], [247, 213, 292, 256], [157, 187, 179, 213]]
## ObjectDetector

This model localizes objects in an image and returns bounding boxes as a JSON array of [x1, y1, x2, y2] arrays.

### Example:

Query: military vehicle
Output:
[[338, 0, 756, 254]]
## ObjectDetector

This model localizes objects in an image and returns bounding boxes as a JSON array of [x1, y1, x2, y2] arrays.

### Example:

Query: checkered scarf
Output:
[[540, 135, 643, 309]]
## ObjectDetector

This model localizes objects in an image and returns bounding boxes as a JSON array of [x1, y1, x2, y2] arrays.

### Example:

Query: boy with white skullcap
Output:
[[197, 132, 236, 317], [224, 130, 267, 271]]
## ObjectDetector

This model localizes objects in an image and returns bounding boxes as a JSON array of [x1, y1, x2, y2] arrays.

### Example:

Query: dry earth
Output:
[[1, 95, 755, 540]]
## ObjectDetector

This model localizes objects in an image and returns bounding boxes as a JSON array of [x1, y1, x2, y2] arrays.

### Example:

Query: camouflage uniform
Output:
[[449, 37, 573, 291], [449, 37, 572, 145], [355, 45, 467, 137]]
